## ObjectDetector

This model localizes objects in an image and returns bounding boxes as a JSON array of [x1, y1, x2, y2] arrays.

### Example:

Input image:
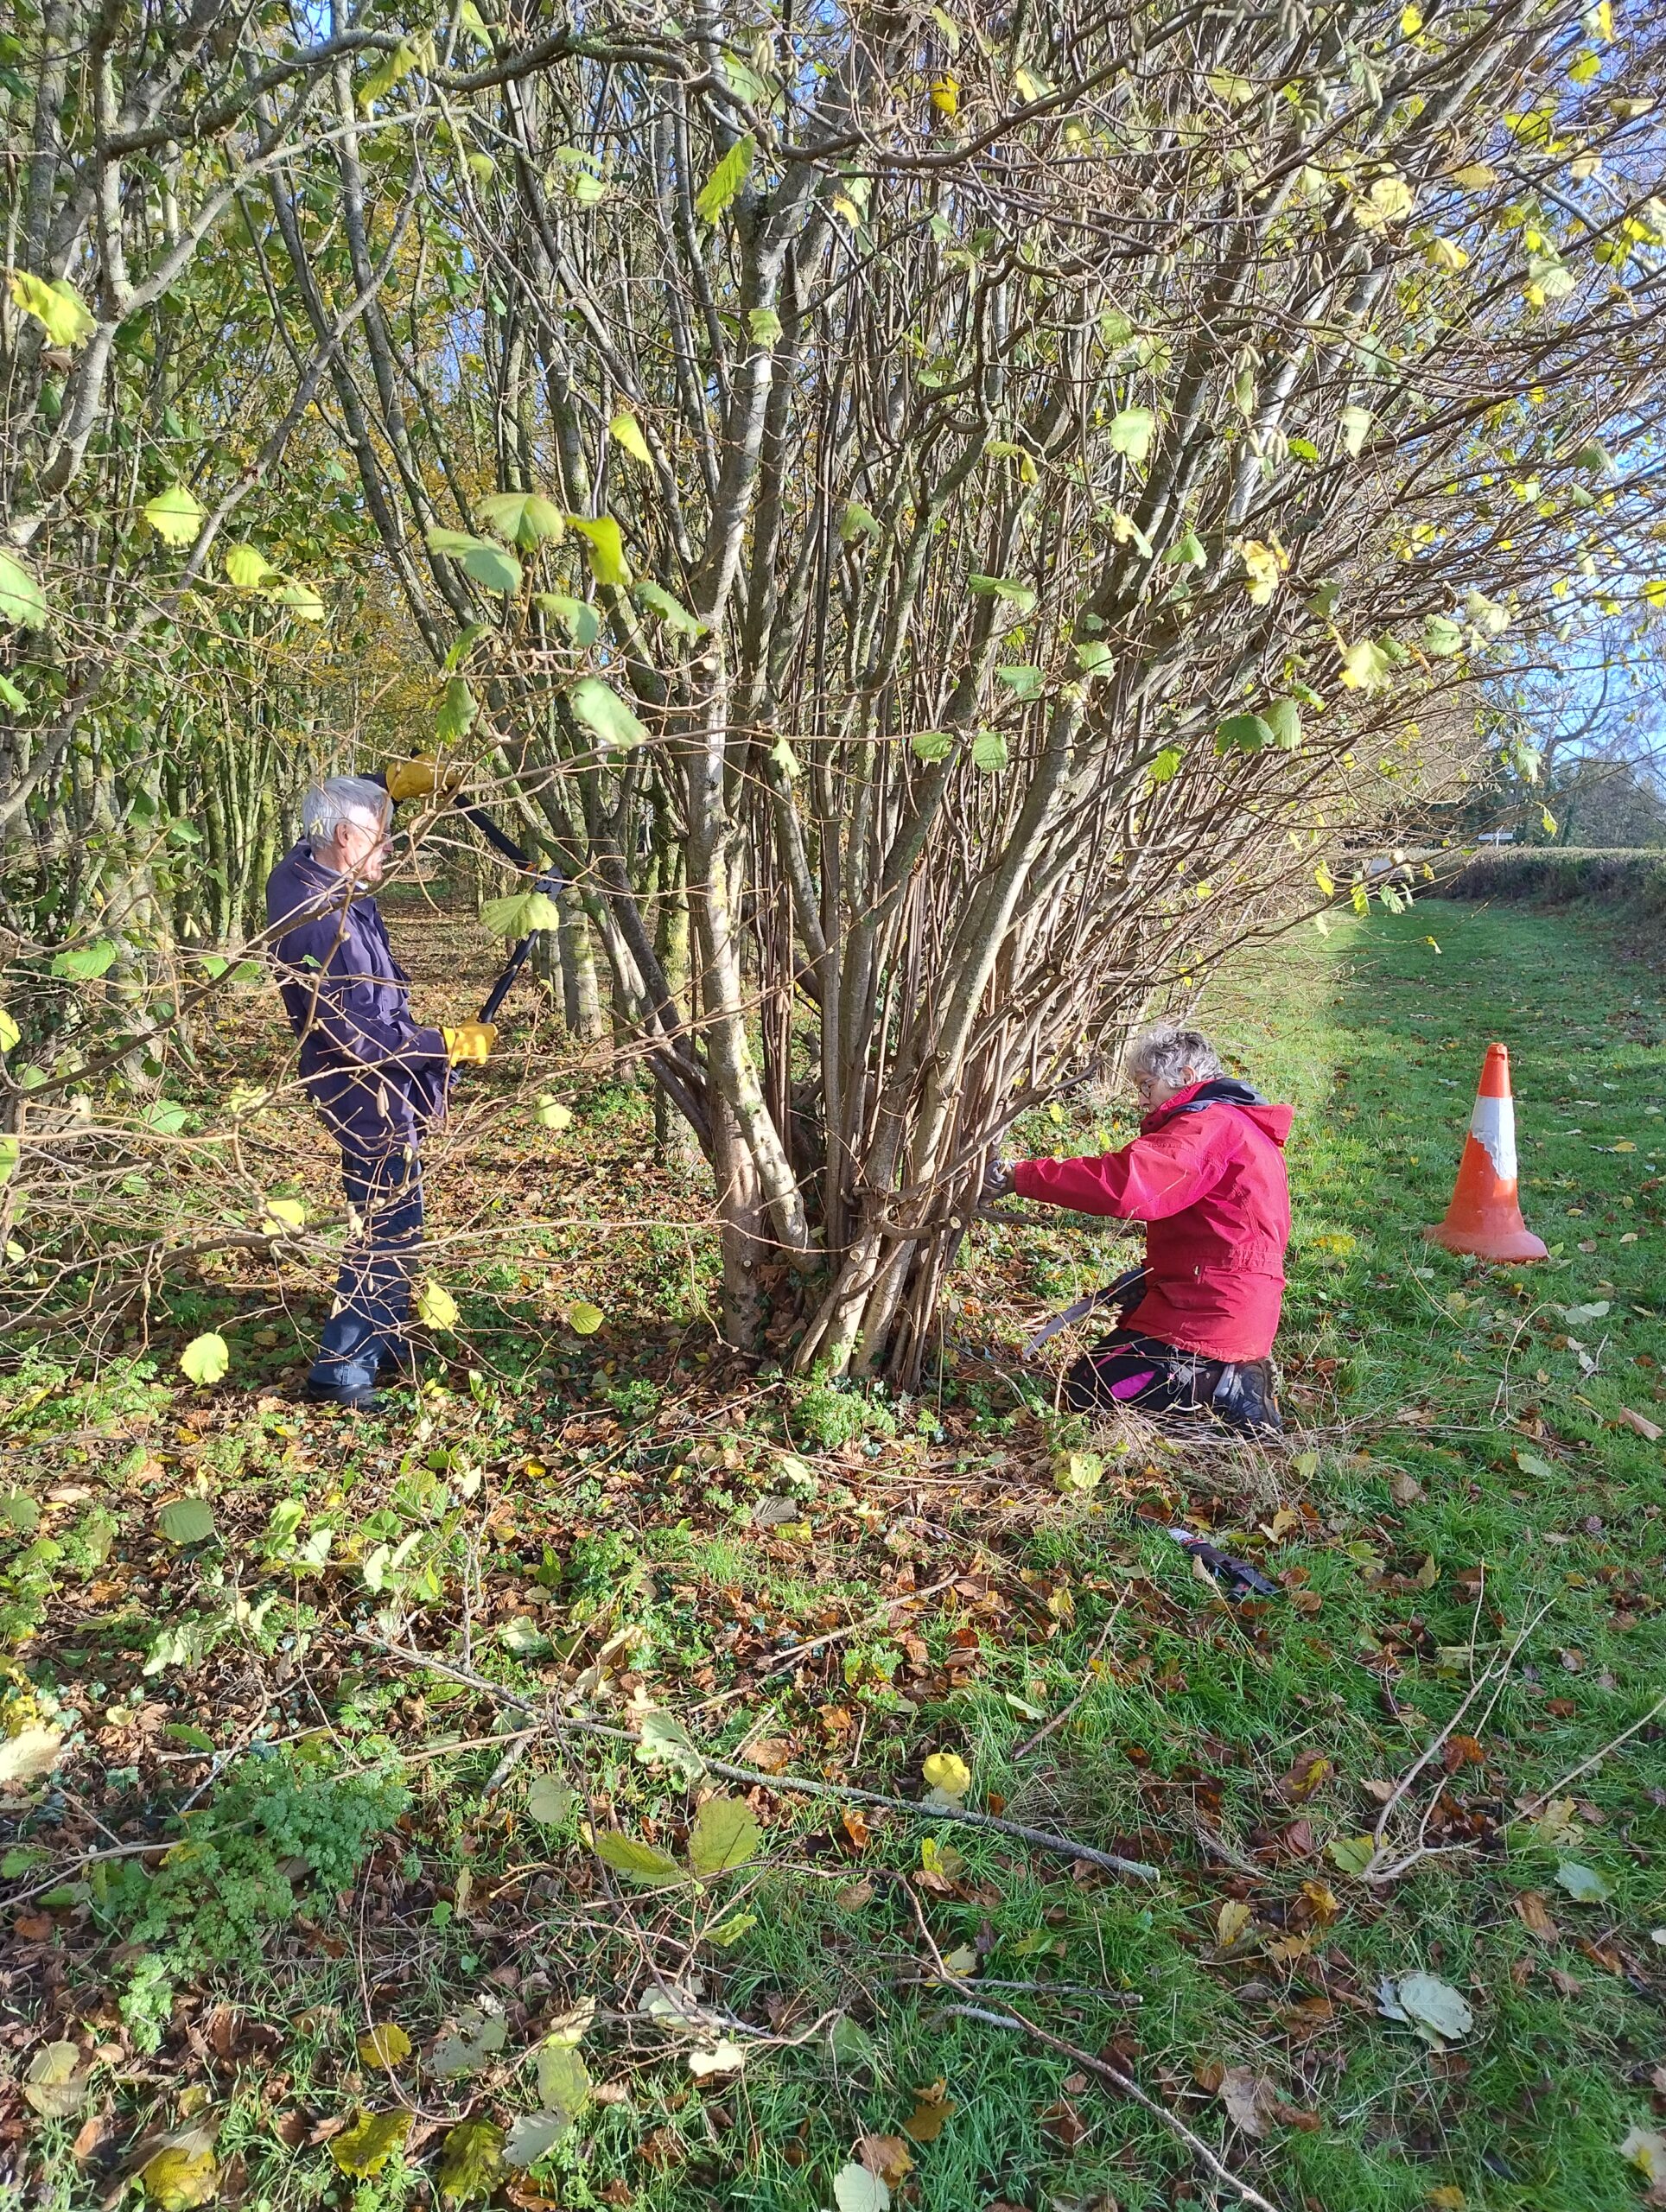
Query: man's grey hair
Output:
[[1129, 1023, 1224, 1089], [302, 776, 390, 855]]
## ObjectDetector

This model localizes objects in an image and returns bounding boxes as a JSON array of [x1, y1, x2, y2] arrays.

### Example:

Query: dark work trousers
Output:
[[307, 1147, 424, 1394], [1063, 1328, 1282, 1433]]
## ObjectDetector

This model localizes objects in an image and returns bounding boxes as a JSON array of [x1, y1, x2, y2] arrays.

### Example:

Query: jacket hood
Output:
[[1149, 1077, 1294, 1147]]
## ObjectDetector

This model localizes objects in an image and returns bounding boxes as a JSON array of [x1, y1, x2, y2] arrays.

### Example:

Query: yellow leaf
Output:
[[608, 412, 652, 466], [568, 1300, 605, 1335], [930, 73, 958, 118], [535, 1094, 573, 1130], [1449, 162, 1498, 188], [416, 1278, 460, 1331], [357, 2023, 412, 2068], [1217, 1898, 1254, 1948], [7, 270, 95, 349], [921, 1751, 971, 1800], [262, 1196, 306, 1230], [141, 2140, 219, 2210], [1400, 2, 1423, 29], [330, 2110, 411, 2177]]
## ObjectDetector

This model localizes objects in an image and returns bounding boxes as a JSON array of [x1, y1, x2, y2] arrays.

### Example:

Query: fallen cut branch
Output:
[[368, 1635, 1160, 1884], [945, 2001, 1286, 2212]]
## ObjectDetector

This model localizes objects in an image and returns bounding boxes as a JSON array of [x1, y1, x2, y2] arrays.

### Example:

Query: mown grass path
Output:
[[4, 902, 1664, 2212]]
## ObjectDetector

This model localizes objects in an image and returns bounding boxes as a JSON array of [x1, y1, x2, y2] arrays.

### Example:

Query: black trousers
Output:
[[1058, 1270, 1282, 1434]]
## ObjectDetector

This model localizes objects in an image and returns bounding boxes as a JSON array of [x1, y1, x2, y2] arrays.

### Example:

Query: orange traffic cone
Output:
[[1425, 1043, 1548, 1262]]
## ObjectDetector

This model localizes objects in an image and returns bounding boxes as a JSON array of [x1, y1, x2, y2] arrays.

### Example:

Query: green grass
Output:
[[5, 902, 1665, 2212]]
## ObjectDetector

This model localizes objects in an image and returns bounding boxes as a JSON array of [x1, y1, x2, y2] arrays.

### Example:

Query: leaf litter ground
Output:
[[2, 901, 1664, 2212]]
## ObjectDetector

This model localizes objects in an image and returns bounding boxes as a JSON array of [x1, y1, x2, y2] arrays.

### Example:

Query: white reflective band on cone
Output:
[[1469, 1090, 1517, 1183]]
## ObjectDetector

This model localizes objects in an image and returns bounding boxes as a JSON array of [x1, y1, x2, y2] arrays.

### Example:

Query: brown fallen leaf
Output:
[[1040, 2097, 1088, 2146], [1389, 1469, 1423, 1505], [1276, 1751, 1332, 1803], [855, 2134, 914, 2185], [841, 1806, 871, 1852], [835, 1878, 875, 1910], [1618, 1407, 1663, 1443], [71, 2113, 111, 2164], [1219, 2066, 1277, 2139], [1513, 1891, 1560, 1943], [901, 2079, 956, 2143], [746, 1737, 791, 1772]]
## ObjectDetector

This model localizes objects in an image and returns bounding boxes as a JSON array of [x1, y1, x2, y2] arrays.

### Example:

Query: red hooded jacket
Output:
[[1012, 1078, 1294, 1362]]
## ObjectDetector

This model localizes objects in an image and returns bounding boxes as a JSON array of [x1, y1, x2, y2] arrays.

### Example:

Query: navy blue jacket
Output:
[[265, 842, 449, 1157]]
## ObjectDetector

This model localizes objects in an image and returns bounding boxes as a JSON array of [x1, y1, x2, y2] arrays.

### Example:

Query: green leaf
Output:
[[0, 671, 26, 713], [1075, 639, 1114, 676], [1108, 406, 1157, 464], [1, 1490, 41, 1534], [442, 622, 488, 672], [416, 1279, 459, 1331], [567, 1300, 605, 1335], [1339, 404, 1374, 457], [438, 2117, 506, 2201], [436, 676, 478, 744], [1326, 1833, 1376, 1876], [995, 664, 1042, 701], [264, 577, 327, 620], [695, 133, 756, 223], [535, 2042, 593, 2124], [8, 270, 96, 348], [1216, 712, 1274, 755], [608, 411, 652, 465], [839, 501, 882, 544], [477, 490, 565, 547], [535, 593, 601, 646], [1265, 696, 1302, 751], [911, 729, 955, 763], [224, 543, 278, 588], [479, 888, 560, 935], [179, 1332, 228, 1386], [1422, 614, 1465, 657], [592, 1829, 684, 1885], [526, 1775, 577, 1825], [971, 729, 1009, 773], [569, 676, 647, 750], [1555, 1859, 1612, 1904], [1146, 746, 1183, 784], [535, 1094, 573, 1131], [1164, 527, 1207, 568], [505, 2112, 574, 2168], [143, 484, 206, 547], [747, 307, 784, 345], [0, 550, 48, 630], [568, 514, 633, 587], [50, 939, 118, 981], [635, 581, 707, 638], [1392, 1970, 1473, 2045], [157, 1497, 217, 1547], [689, 1793, 763, 1876], [636, 1708, 707, 1781], [461, 542, 521, 594], [705, 1908, 759, 1946], [967, 573, 1038, 612], [330, 2111, 410, 2178], [359, 34, 427, 105], [0, 1134, 20, 1190]]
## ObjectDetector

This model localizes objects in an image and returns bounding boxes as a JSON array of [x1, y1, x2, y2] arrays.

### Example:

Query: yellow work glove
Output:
[[442, 1021, 497, 1066], [385, 754, 461, 803]]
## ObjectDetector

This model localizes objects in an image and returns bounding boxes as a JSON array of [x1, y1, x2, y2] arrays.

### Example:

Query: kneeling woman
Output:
[[989, 1027, 1292, 1433]]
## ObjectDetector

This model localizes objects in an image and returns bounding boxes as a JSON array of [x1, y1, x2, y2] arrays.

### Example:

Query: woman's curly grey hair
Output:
[[302, 775, 390, 855], [1129, 1024, 1224, 1090]]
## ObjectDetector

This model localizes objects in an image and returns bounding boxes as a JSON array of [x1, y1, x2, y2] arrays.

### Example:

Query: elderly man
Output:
[[266, 771, 494, 1408], [989, 1026, 1292, 1433]]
